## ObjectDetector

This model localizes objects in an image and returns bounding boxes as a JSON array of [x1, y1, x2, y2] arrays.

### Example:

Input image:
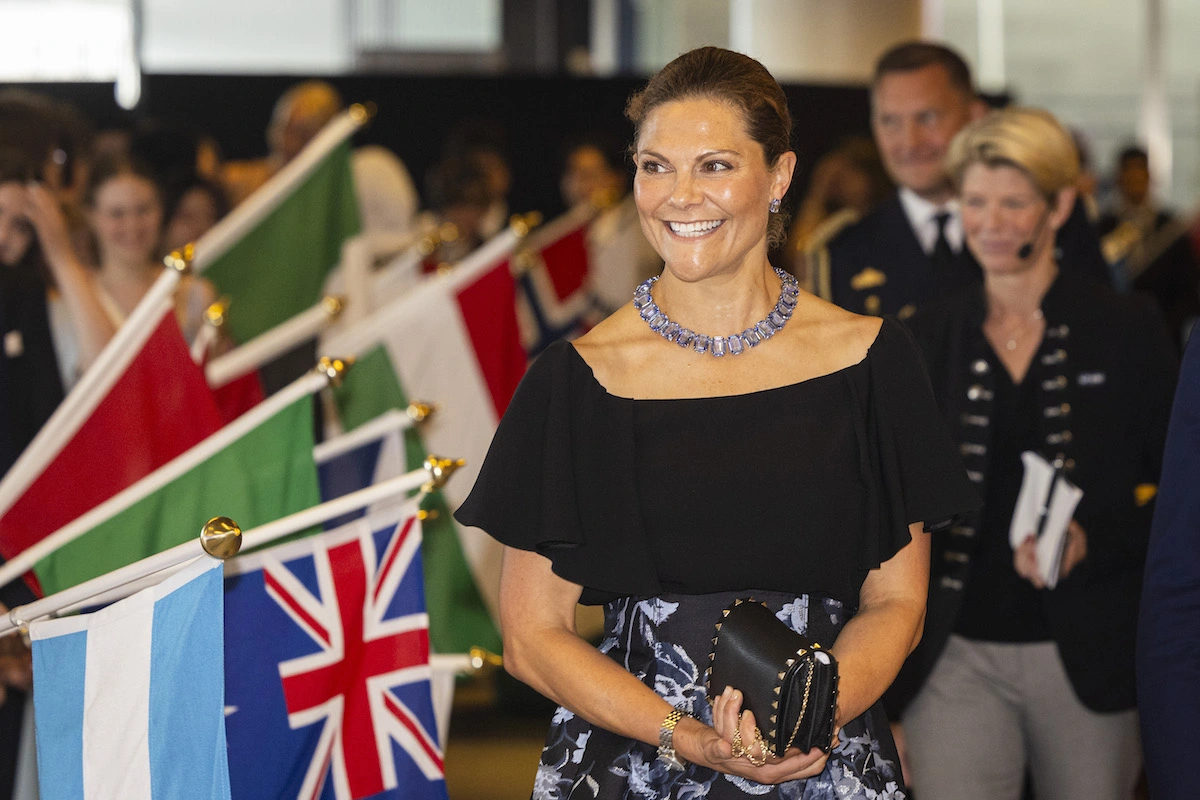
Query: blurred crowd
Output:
[[1, 40, 1199, 800]]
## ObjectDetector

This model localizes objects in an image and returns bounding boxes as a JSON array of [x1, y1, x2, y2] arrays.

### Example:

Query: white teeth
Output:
[[667, 220, 722, 237]]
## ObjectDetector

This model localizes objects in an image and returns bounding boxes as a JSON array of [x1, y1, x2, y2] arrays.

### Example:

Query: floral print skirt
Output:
[[532, 591, 906, 800]]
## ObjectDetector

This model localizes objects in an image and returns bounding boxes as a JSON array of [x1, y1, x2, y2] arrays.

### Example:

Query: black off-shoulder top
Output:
[[455, 317, 979, 607]]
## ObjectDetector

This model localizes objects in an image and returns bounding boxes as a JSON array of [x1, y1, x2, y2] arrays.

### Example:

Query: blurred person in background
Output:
[[159, 172, 229, 256], [811, 42, 1109, 321], [1098, 145, 1200, 349], [422, 156, 494, 265], [559, 131, 661, 313], [443, 119, 513, 240], [0, 151, 116, 468], [222, 80, 418, 236], [785, 135, 893, 288], [85, 155, 216, 343], [896, 107, 1176, 800]]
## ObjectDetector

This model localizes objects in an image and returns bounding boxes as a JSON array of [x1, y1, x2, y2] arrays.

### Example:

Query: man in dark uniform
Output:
[[810, 42, 1109, 318]]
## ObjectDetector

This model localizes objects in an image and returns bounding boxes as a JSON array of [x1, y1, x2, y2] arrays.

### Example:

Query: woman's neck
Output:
[[984, 257, 1058, 320], [97, 257, 156, 310], [652, 258, 780, 335]]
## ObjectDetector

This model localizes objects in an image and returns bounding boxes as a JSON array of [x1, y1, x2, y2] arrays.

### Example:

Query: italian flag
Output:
[[0, 269, 223, 594], [192, 110, 363, 345], [0, 375, 323, 597], [320, 231, 527, 654]]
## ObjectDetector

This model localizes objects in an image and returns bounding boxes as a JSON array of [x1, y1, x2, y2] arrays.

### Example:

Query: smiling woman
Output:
[[83, 155, 217, 344], [455, 46, 980, 800]]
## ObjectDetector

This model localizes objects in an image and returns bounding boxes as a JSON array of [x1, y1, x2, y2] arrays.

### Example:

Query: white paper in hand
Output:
[[1010, 451, 1085, 588]]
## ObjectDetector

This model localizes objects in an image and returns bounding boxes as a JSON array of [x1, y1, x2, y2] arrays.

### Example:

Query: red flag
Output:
[[212, 370, 266, 424], [0, 310, 222, 588]]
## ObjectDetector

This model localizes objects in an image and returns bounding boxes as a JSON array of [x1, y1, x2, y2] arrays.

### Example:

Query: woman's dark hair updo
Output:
[[626, 47, 794, 245]]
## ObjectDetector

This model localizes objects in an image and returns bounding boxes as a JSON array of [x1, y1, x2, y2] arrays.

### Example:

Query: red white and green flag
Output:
[[320, 230, 527, 654], [0, 269, 223, 594], [0, 373, 324, 597], [192, 110, 363, 345]]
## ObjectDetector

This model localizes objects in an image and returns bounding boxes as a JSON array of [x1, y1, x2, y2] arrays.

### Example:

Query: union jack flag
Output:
[[223, 503, 448, 800]]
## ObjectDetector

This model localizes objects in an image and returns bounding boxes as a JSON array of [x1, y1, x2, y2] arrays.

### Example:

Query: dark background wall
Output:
[[10, 75, 873, 219]]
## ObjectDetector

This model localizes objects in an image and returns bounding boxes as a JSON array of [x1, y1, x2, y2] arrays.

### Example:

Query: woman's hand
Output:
[[680, 685, 829, 784], [0, 605, 33, 705], [1014, 520, 1088, 589], [24, 182, 81, 274]]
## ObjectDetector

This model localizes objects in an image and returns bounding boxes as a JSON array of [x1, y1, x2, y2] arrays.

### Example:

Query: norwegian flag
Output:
[[514, 207, 604, 355], [223, 504, 448, 800]]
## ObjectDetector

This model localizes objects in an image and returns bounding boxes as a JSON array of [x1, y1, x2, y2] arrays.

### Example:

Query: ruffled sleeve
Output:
[[454, 341, 662, 603], [852, 318, 981, 570]]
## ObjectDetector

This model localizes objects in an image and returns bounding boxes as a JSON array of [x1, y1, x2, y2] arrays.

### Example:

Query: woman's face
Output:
[[90, 173, 162, 266], [0, 182, 34, 268], [633, 97, 793, 282], [162, 186, 221, 254], [960, 162, 1062, 276]]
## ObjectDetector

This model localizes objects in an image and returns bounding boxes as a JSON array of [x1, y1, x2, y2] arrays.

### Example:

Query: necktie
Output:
[[931, 211, 955, 276]]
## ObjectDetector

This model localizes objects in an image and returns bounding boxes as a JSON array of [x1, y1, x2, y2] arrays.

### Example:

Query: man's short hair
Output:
[[873, 42, 975, 97], [1117, 145, 1149, 170]]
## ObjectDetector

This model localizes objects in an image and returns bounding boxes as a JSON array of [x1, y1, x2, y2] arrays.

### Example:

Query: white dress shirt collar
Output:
[[898, 187, 964, 256]]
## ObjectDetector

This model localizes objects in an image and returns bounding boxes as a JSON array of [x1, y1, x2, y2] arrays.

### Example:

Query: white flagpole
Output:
[[0, 367, 331, 590], [312, 407, 419, 464], [0, 465, 438, 638], [0, 267, 182, 520], [206, 296, 345, 388], [191, 106, 369, 274]]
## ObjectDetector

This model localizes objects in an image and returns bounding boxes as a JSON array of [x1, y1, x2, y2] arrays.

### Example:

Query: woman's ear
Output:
[[1050, 185, 1077, 231], [772, 151, 798, 201]]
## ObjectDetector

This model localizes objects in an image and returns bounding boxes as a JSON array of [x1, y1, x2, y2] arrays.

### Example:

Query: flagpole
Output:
[[311, 404, 432, 464], [0, 364, 335, 591], [206, 296, 345, 388], [0, 266, 182, 521], [190, 106, 369, 274], [0, 459, 459, 637], [0, 518, 237, 639]]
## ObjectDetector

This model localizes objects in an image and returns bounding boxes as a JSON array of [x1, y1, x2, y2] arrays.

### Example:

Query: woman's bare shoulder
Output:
[[792, 291, 884, 359]]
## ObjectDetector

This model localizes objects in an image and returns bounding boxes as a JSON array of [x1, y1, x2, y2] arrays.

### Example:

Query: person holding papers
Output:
[[897, 108, 1177, 800]]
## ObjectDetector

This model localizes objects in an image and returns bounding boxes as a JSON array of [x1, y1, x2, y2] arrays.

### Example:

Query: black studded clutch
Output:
[[706, 599, 839, 758]]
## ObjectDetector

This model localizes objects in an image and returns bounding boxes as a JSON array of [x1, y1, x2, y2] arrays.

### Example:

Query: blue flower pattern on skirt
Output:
[[529, 590, 907, 799]]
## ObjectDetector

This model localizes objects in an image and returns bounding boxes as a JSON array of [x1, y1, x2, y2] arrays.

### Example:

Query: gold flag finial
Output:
[[322, 295, 346, 318], [200, 516, 242, 559], [204, 296, 232, 328], [509, 211, 543, 239], [469, 646, 504, 669], [316, 356, 355, 386], [421, 454, 465, 493], [405, 402, 436, 423], [349, 102, 376, 125], [164, 243, 195, 273], [437, 222, 460, 244]]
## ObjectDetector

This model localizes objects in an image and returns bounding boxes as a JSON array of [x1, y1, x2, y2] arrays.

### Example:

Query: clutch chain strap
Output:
[[780, 657, 815, 753]]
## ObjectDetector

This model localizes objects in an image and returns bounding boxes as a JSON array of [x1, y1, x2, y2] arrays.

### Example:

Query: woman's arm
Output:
[[500, 546, 828, 782], [828, 522, 929, 727], [25, 184, 116, 369]]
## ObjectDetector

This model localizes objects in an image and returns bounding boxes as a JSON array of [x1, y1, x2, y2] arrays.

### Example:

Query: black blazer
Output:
[[889, 269, 1177, 715], [814, 193, 1111, 319]]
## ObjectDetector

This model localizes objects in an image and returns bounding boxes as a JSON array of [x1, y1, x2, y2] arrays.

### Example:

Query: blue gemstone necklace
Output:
[[633, 267, 800, 357]]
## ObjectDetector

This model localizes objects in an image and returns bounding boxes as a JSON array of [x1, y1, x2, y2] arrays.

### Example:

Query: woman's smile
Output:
[[664, 219, 725, 238]]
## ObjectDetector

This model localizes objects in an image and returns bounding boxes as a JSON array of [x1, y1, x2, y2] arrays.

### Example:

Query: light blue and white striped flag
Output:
[[29, 557, 232, 800]]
